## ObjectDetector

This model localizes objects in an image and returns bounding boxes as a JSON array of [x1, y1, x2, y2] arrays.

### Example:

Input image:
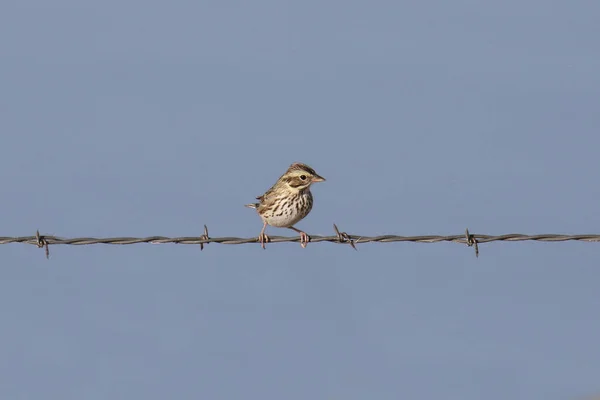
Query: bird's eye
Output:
[[300, 175, 307, 180]]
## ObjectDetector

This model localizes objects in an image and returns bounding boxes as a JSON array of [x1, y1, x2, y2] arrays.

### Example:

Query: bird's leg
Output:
[[259, 221, 269, 249], [288, 226, 310, 248]]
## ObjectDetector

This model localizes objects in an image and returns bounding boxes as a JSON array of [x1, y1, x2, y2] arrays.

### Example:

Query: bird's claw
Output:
[[259, 232, 270, 249], [299, 231, 310, 248]]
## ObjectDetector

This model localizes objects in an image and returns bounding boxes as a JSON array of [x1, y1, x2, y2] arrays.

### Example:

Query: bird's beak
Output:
[[312, 174, 326, 182]]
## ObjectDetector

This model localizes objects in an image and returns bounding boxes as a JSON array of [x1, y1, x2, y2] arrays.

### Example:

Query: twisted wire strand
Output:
[[3, 234, 600, 246], [4, 234, 600, 246], [2, 224, 600, 260]]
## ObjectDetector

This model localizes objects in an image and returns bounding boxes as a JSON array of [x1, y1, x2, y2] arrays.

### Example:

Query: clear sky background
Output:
[[1, 0, 600, 399]]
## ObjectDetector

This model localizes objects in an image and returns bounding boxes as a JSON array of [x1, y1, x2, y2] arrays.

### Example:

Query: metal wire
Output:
[[1, 225, 599, 259]]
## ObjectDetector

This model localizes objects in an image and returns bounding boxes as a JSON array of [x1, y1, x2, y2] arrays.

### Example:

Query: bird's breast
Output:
[[259, 191, 313, 227]]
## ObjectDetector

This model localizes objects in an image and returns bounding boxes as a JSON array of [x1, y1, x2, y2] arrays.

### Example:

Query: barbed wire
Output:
[[1, 225, 599, 259]]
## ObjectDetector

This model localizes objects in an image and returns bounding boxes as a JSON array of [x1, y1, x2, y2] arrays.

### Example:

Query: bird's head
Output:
[[279, 162, 325, 191]]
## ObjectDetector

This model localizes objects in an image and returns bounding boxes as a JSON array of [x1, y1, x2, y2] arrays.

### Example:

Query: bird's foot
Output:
[[299, 231, 310, 248], [259, 232, 270, 249]]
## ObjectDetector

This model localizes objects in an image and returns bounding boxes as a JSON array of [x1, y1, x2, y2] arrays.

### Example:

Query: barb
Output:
[[2, 230, 600, 259], [465, 228, 479, 258], [199, 225, 210, 251], [333, 223, 357, 250], [35, 230, 50, 259]]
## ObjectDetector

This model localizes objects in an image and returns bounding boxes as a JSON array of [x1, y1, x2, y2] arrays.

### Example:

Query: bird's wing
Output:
[[257, 185, 276, 202]]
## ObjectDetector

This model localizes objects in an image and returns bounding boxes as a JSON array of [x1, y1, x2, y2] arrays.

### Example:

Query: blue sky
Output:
[[1, 0, 600, 398]]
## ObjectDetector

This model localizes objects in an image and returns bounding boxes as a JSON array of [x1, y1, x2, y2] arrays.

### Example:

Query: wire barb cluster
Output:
[[2, 224, 600, 259], [465, 228, 479, 257], [199, 225, 210, 251], [35, 230, 50, 259]]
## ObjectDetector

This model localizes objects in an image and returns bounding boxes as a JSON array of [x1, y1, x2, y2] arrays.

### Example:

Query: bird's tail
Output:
[[245, 203, 259, 209]]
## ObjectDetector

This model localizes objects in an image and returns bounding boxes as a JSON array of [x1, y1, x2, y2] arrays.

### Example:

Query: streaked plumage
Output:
[[246, 162, 325, 249]]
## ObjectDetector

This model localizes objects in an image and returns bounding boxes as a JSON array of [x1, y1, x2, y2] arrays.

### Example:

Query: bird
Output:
[[245, 162, 326, 249]]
